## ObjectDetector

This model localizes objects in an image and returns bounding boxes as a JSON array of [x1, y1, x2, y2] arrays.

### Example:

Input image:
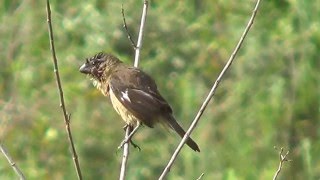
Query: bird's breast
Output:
[[109, 88, 139, 126]]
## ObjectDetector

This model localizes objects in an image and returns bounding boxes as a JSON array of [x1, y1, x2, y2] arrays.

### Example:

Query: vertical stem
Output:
[[119, 127, 131, 180], [119, 1, 149, 179], [46, 0, 82, 179], [134, 0, 149, 67]]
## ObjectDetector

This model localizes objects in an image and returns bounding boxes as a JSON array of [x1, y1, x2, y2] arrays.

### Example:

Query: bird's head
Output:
[[79, 52, 122, 82], [79, 52, 122, 92]]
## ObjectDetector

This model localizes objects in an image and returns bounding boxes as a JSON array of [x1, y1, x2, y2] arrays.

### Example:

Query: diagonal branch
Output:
[[196, 173, 205, 180], [119, 1, 149, 180], [159, 0, 262, 179], [46, 0, 82, 179], [121, 4, 137, 49], [0, 143, 25, 180]]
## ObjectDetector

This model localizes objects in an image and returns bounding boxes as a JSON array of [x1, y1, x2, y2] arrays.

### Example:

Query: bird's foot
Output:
[[118, 138, 141, 151], [129, 139, 141, 151]]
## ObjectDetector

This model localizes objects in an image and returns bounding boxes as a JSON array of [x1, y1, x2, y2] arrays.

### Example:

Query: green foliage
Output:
[[1, 0, 319, 179]]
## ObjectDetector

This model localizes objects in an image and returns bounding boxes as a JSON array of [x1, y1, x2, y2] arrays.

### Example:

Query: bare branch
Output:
[[0, 143, 25, 180], [159, 0, 262, 179], [134, 0, 149, 67], [273, 147, 290, 180], [119, 1, 149, 179], [196, 173, 205, 180], [119, 127, 131, 180], [46, 1, 82, 179], [121, 4, 137, 49]]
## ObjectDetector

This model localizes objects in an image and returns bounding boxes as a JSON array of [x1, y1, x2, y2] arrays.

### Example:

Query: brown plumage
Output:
[[79, 52, 200, 152]]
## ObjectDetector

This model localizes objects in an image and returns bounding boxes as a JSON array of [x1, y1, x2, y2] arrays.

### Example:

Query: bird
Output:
[[79, 52, 200, 152]]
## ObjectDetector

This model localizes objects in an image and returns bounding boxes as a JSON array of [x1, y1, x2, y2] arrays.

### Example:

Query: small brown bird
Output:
[[79, 52, 200, 152]]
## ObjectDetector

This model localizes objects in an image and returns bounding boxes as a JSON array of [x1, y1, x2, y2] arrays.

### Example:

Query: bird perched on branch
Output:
[[79, 52, 200, 152]]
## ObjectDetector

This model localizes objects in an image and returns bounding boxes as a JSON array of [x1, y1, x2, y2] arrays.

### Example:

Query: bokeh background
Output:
[[1, 0, 319, 179]]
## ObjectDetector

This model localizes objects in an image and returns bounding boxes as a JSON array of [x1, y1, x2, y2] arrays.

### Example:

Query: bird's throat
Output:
[[92, 79, 109, 96]]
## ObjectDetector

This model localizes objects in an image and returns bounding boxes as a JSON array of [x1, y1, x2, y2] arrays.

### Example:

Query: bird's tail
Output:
[[166, 115, 200, 152]]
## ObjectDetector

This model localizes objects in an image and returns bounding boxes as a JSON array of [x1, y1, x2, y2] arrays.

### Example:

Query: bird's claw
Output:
[[129, 139, 141, 151], [118, 138, 141, 151]]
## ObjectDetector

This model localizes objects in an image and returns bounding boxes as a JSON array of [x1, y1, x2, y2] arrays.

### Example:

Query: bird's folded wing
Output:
[[109, 75, 172, 127]]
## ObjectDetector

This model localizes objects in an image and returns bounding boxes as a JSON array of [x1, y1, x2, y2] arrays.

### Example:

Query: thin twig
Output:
[[119, 127, 131, 180], [134, 0, 149, 67], [196, 173, 204, 180], [159, 0, 262, 179], [46, 1, 83, 179], [273, 147, 290, 180], [121, 4, 137, 49], [0, 143, 25, 180], [119, 1, 149, 179]]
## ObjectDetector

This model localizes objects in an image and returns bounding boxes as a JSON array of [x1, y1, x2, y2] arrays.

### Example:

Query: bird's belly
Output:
[[109, 89, 139, 126]]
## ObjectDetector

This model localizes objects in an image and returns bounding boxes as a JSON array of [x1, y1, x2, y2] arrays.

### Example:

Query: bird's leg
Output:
[[118, 122, 141, 150], [122, 124, 141, 150], [129, 139, 141, 151]]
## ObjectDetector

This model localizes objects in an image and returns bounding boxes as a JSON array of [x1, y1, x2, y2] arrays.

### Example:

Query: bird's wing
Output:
[[109, 68, 172, 127]]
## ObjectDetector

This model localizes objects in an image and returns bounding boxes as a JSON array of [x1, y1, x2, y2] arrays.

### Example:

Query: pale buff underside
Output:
[[92, 79, 171, 129], [109, 88, 140, 126], [93, 79, 139, 126]]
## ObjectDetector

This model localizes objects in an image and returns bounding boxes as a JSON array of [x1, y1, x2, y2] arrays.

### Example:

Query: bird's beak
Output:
[[79, 63, 91, 74]]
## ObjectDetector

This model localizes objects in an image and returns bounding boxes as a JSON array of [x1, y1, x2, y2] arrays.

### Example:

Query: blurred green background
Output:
[[0, 0, 319, 179]]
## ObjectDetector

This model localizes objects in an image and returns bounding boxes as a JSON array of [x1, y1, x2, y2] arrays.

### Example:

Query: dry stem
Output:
[[273, 147, 290, 180], [119, 1, 149, 180], [0, 143, 25, 180], [46, 0, 82, 179], [159, 0, 262, 179]]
